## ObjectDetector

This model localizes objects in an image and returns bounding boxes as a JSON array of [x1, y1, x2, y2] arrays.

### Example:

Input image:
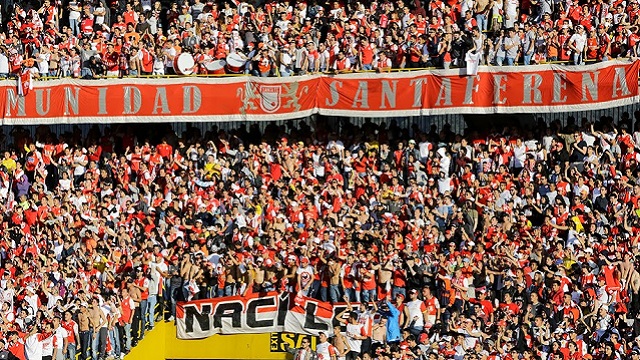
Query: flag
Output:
[[17, 69, 32, 97], [571, 216, 584, 232]]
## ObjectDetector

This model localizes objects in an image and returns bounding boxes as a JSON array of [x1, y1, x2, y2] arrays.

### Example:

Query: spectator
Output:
[[504, 27, 520, 65], [2, 0, 632, 82], [284, 336, 316, 360]]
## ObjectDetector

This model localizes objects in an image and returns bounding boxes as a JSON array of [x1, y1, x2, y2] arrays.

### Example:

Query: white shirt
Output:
[[2, 309, 14, 323], [94, 6, 105, 24], [54, 326, 67, 349], [406, 299, 426, 328], [0, 53, 9, 74], [512, 144, 527, 168], [569, 32, 587, 52], [419, 142, 432, 160], [46, 292, 62, 309], [164, 47, 176, 68], [69, 2, 81, 20], [296, 265, 315, 290], [345, 323, 365, 353], [149, 261, 167, 296], [25, 294, 39, 316], [141, 0, 152, 11], [25, 333, 44, 360], [73, 154, 87, 176], [316, 341, 337, 360]]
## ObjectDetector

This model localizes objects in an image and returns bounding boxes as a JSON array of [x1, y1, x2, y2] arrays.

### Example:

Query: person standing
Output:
[[0, 338, 19, 360], [166, 255, 183, 321], [285, 336, 316, 360], [569, 25, 587, 65], [378, 300, 401, 344], [148, 253, 167, 330], [77, 305, 91, 360], [105, 297, 121, 360], [315, 332, 337, 360], [133, 268, 149, 336], [521, 23, 536, 65], [337, 311, 366, 360], [332, 325, 351, 360], [6, 331, 25, 360], [89, 297, 108, 360], [597, 24, 611, 61], [403, 289, 427, 336], [504, 27, 520, 65], [118, 288, 135, 356], [128, 279, 142, 345], [51, 317, 67, 360], [60, 311, 78, 360]]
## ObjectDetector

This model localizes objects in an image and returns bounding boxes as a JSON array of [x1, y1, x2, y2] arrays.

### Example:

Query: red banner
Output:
[[2, 60, 638, 124]]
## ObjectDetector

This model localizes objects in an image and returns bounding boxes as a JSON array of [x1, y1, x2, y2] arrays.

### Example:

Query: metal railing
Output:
[[28, 58, 607, 81]]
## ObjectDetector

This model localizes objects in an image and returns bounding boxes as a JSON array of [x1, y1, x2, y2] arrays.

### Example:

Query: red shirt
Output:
[[61, 320, 78, 344], [360, 43, 375, 65], [156, 143, 172, 158], [119, 296, 135, 324], [7, 340, 26, 360], [135, 277, 149, 300]]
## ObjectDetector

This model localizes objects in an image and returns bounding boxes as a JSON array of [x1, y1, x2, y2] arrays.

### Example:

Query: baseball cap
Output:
[[419, 333, 428, 343]]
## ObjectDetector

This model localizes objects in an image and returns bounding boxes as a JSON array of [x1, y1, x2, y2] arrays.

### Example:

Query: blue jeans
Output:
[[123, 323, 132, 352], [523, 53, 532, 65], [392, 286, 406, 300], [495, 56, 504, 66], [408, 326, 422, 337], [92, 327, 107, 360], [362, 64, 373, 70], [329, 284, 341, 303], [139, 299, 148, 335], [280, 67, 292, 76], [169, 286, 181, 318], [573, 52, 584, 65], [318, 285, 328, 302], [64, 343, 76, 360], [69, 18, 79, 36], [81, 67, 92, 78], [79, 330, 90, 360], [224, 283, 235, 296], [146, 295, 157, 329], [361, 289, 376, 303], [476, 13, 488, 32], [108, 327, 120, 356], [345, 288, 358, 303], [309, 280, 321, 298], [505, 57, 515, 66]]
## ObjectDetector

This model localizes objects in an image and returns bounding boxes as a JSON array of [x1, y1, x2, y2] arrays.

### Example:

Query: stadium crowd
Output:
[[0, 115, 637, 360], [0, 0, 634, 77]]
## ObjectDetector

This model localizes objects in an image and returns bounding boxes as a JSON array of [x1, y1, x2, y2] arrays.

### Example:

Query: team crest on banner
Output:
[[259, 85, 281, 113]]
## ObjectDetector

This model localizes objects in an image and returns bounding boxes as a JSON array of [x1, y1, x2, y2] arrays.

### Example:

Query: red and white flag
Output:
[[17, 69, 33, 97]]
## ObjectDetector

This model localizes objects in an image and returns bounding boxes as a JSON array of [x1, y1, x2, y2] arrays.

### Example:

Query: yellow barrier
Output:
[[125, 321, 297, 360]]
